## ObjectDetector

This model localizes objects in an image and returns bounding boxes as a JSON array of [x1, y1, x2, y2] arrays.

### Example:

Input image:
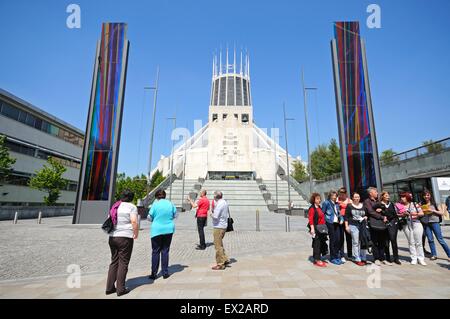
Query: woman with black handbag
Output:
[[106, 190, 139, 296], [308, 193, 328, 268], [345, 192, 368, 266], [365, 187, 390, 266], [380, 191, 401, 265]]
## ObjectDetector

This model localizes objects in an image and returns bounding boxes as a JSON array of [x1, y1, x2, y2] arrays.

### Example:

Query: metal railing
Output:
[[380, 137, 450, 164], [314, 137, 450, 184], [141, 174, 177, 208]]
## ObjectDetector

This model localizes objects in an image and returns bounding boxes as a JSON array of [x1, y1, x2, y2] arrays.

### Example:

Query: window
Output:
[[222, 113, 227, 119], [49, 124, 59, 136], [18, 110, 27, 124], [24, 113, 36, 127], [242, 113, 249, 123], [36, 150, 50, 160], [219, 77, 226, 105], [235, 77, 242, 106], [5, 140, 35, 157], [243, 79, 248, 105], [212, 113, 218, 121], [1, 102, 20, 120], [227, 76, 235, 106], [0, 99, 83, 147], [213, 79, 219, 106], [34, 117, 42, 130], [234, 114, 238, 119]]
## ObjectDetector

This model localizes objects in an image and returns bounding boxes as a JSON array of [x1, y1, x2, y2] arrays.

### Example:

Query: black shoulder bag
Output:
[[102, 215, 114, 234], [226, 205, 234, 232], [313, 206, 328, 235]]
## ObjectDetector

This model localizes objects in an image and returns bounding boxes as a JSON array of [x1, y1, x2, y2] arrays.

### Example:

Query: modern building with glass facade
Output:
[[0, 88, 84, 206]]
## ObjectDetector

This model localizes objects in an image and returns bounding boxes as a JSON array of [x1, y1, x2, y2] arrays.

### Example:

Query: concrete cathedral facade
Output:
[[152, 49, 303, 181]]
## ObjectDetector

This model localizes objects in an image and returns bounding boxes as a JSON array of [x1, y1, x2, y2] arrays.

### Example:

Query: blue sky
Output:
[[1, 0, 449, 177]]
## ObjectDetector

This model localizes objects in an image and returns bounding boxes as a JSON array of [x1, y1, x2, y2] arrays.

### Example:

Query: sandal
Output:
[[211, 265, 225, 270]]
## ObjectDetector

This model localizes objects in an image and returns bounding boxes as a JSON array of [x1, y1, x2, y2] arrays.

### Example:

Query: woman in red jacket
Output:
[[308, 193, 327, 267]]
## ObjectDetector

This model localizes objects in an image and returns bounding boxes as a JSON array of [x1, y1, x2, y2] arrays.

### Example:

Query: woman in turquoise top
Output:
[[147, 189, 177, 279]]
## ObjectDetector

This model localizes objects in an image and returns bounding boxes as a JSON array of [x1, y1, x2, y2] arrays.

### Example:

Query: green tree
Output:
[[0, 135, 16, 183], [422, 140, 443, 154], [310, 138, 341, 180], [149, 170, 165, 189], [29, 157, 68, 205], [380, 149, 399, 165], [292, 160, 308, 182], [114, 173, 148, 204]]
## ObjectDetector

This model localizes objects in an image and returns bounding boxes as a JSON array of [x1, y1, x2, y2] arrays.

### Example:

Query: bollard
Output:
[[287, 215, 290, 232], [256, 209, 260, 232], [285, 215, 287, 232], [37, 211, 42, 224], [13, 211, 18, 224]]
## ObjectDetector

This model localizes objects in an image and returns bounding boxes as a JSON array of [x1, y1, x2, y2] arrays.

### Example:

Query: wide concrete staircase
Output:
[[201, 179, 269, 213], [262, 177, 309, 209], [160, 177, 308, 214], [164, 179, 202, 208]]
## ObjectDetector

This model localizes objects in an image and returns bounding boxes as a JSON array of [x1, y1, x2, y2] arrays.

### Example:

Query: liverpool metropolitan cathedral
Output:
[[152, 50, 303, 183]]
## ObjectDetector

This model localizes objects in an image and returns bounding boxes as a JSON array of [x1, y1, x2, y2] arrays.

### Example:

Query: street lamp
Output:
[[145, 66, 160, 185], [167, 115, 177, 201], [283, 103, 294, 210], [301, 68, 317, 197]]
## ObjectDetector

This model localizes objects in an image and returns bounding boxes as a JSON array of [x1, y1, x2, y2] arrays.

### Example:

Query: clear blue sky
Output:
[[1, 0, 449, 177]]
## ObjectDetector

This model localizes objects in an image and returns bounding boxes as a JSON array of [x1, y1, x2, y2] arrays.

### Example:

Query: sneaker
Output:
[[148, 273, 157, 280], [330, 259, 342, 265], [382, 260, 393, 266], [430, 256, 437, 261], [314, 261, 327, 267], [394, 260, 402, 265], [418, 259, 427, 266], [355, 261, 365, 266], [163, 274, 171, 279], [340, 257, 346, 264], [411, 259, 417, 265], [374, 260, 381, 266]]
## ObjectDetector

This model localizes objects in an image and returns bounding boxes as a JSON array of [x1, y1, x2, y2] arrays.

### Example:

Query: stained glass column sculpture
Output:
[[331, 21, 382, 197], [73, 23, 129, 223]]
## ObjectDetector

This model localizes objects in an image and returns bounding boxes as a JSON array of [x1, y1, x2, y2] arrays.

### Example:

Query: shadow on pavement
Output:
[[167, 264, 189, 274], [126, 264, 188, 291], [126, 275, 153, 291]]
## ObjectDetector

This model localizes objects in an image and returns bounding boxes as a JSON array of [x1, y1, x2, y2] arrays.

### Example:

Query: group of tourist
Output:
[[104, 185, 449, 296], [105, 188, 231, 296], [308, 187, 450, 267]]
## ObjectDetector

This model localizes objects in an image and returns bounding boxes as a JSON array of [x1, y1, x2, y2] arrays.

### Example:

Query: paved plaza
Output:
[[0, 210, 449, 299]]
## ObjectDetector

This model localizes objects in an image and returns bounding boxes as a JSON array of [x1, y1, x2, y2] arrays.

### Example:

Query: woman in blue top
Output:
[[148, 189, 177, 280], [322, 190, 345, 265]]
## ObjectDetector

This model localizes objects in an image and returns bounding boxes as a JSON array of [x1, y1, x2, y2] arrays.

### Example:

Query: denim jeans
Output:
[[349, 224, 367, 262], [424, 222, 450, 258], [403, 221, 424, 261]]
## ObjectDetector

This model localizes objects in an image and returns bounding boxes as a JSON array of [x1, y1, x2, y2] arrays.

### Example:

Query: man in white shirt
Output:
[[211, 191, 230, 270]]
